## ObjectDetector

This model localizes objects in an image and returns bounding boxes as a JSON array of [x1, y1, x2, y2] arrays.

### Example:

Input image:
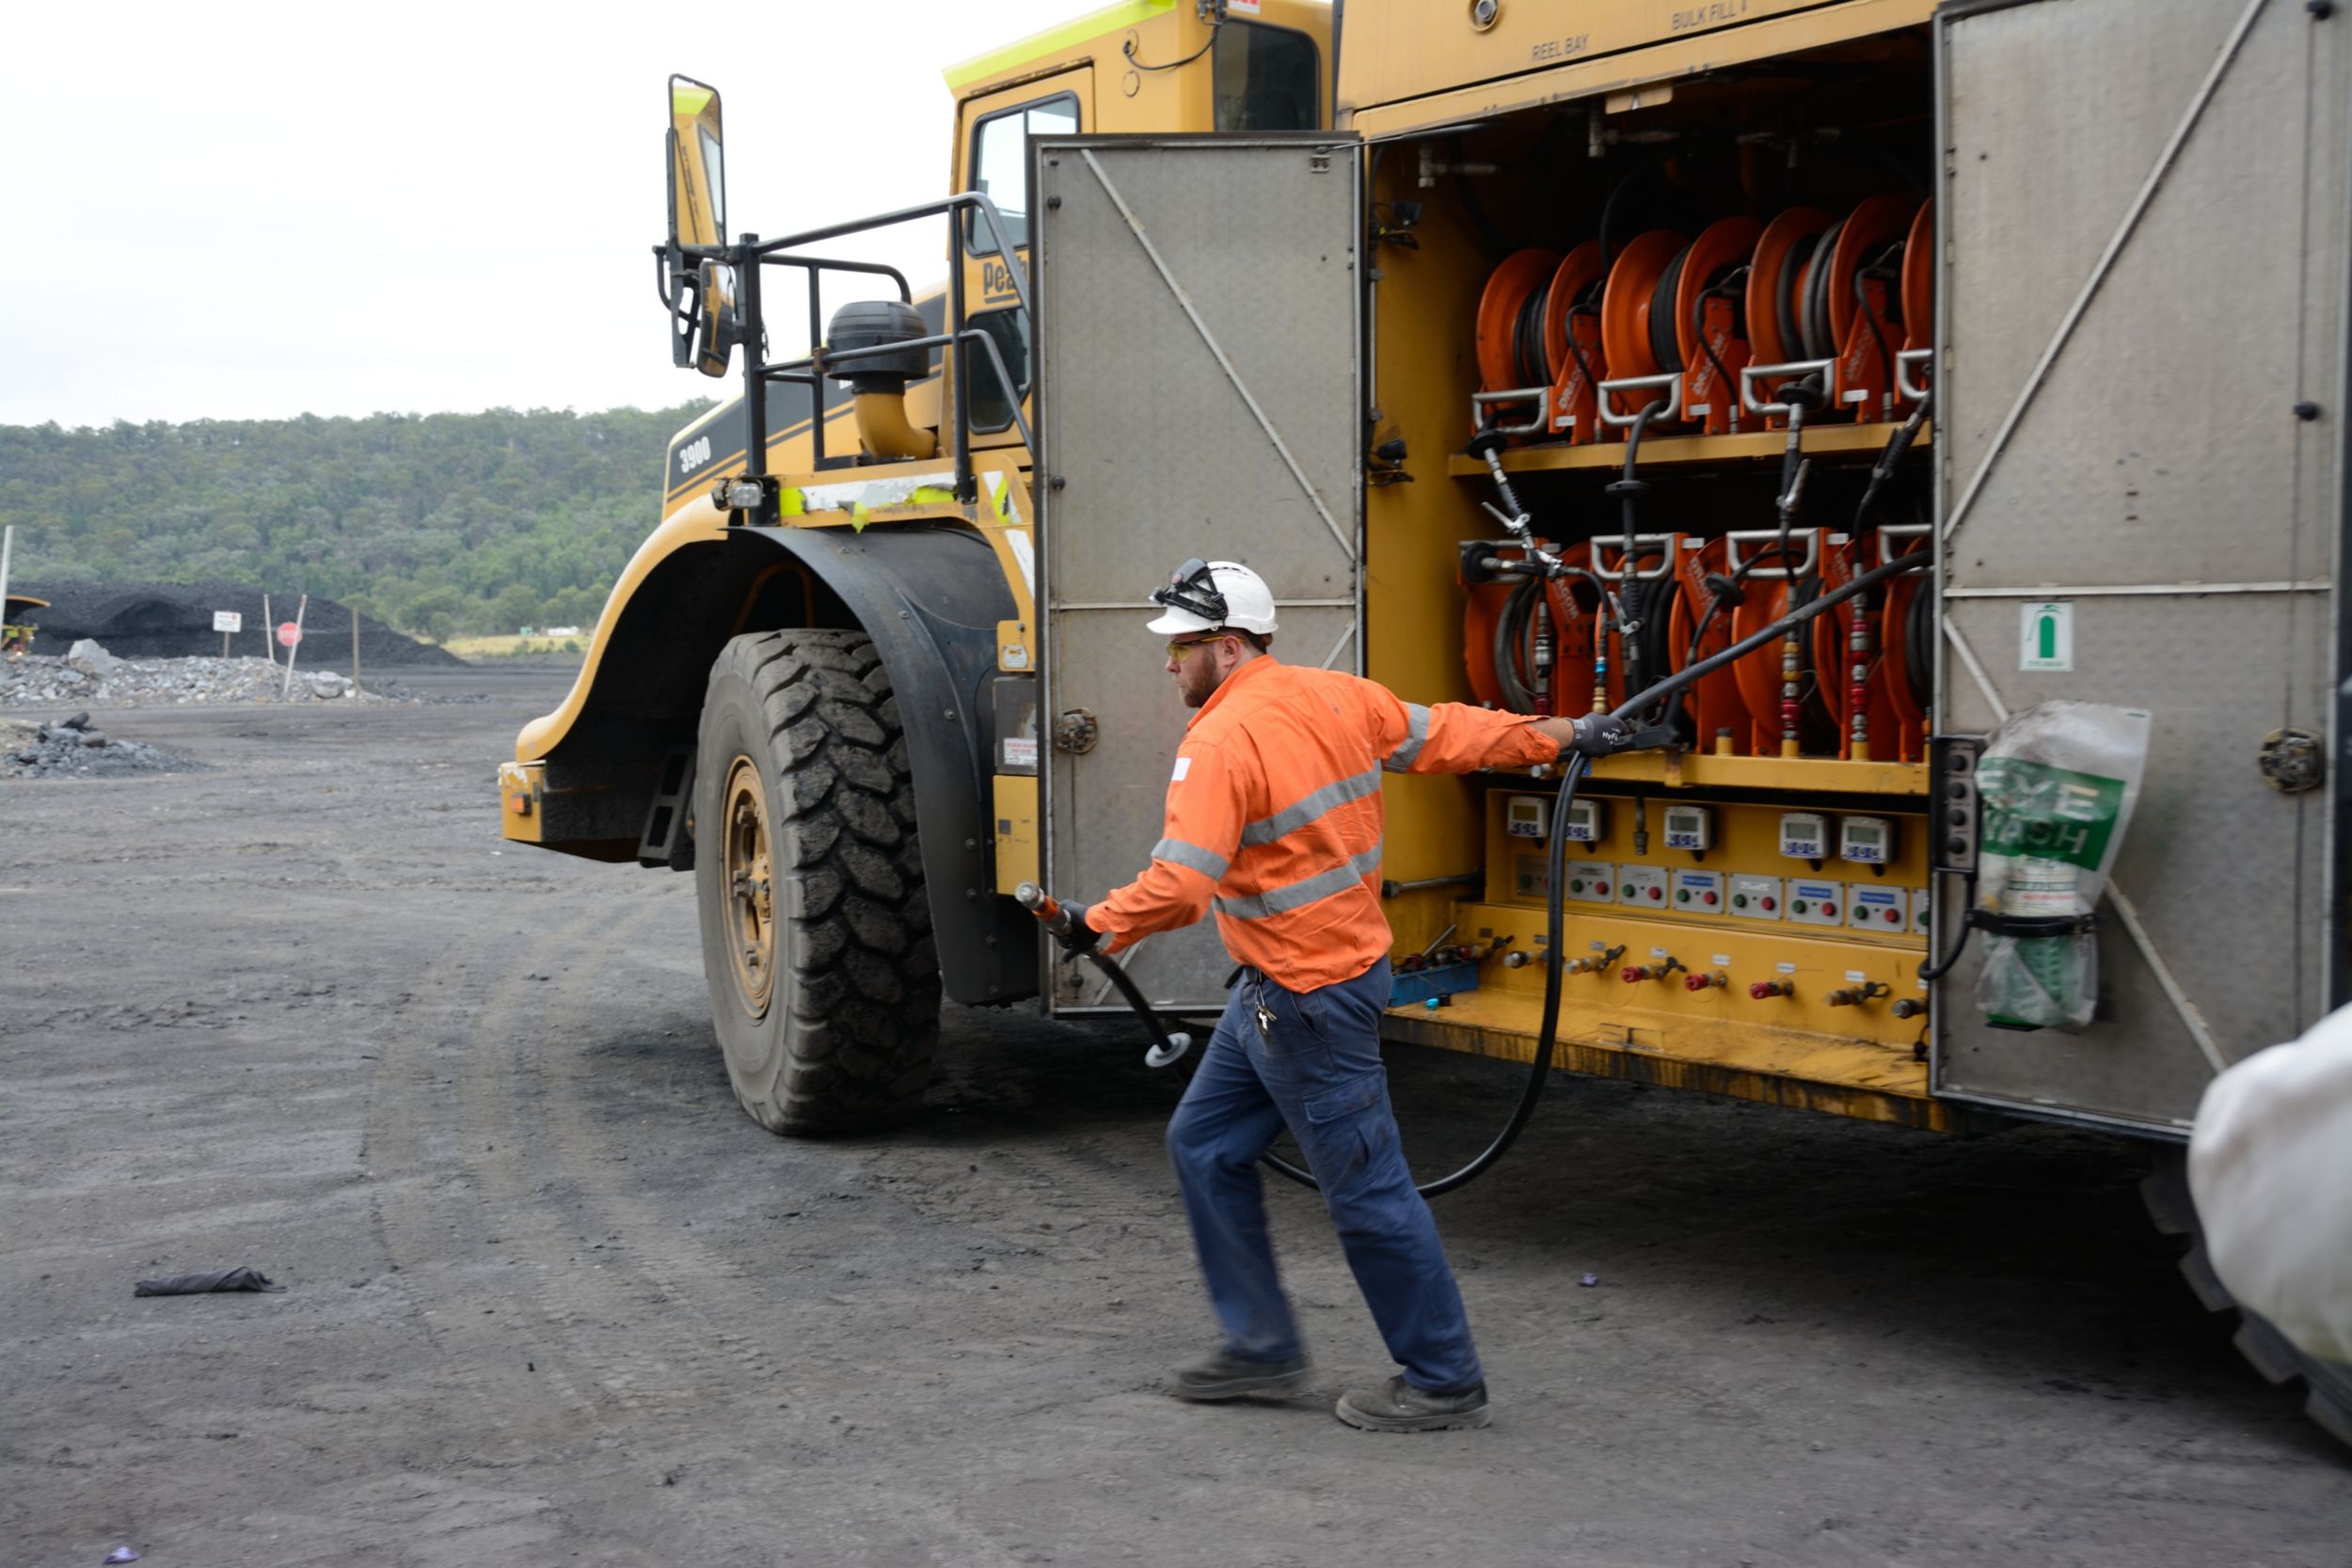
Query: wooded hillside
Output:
[[0, 404, 714, 641]]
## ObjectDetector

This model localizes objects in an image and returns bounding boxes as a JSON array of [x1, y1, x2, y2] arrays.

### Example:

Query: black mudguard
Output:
[[739, 523, 1036, 1006]]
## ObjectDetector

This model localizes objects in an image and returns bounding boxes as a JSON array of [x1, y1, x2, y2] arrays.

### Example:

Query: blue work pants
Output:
[[1165, 958, 1484, 1395]]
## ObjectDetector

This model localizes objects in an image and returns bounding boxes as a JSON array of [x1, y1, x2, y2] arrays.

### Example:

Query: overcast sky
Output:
[[0, 0, 1109, 430]]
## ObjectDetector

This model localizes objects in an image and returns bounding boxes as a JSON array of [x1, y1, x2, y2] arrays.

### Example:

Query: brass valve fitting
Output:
[[1748, 977, 1795, 1000]]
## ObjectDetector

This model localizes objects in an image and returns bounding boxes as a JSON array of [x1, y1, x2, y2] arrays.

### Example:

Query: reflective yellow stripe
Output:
[[943, 0, 1176, 92]]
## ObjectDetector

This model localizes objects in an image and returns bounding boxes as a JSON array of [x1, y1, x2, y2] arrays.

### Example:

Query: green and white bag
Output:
[[1971, 703, 2152, 1033]]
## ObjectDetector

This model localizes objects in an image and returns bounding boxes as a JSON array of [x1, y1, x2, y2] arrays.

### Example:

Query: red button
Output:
[[1647, 887, 1662, 900], [1883, 909, 1900, 924], [1823, 904, 1838, 919], [1704, 892, 1718, 905], [1762, 897, 1777, 911]]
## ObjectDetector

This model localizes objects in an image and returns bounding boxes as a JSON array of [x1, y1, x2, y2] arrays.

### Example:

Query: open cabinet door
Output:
[[1032, 134, 1363, 1015], [1931, 0, 2349, 1131]]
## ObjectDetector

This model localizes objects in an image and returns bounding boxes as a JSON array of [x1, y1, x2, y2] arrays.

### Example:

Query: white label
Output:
[[1712, 954, 1731, 966], [1846, 970, 1869, 984], [213, 610, 243, 633], [2021, 601, 2074, 671], [1171, 756, 1191, 782], [1649, 945, 1670, 958], [1003, 736, 1039, 769], [1775, 961, 1797, 974], [1001, 644, 1030, 670]]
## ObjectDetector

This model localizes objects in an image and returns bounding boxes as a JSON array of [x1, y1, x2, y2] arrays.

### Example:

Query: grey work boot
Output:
[[1168, 1350, 1312, 1402], [1334, 1374, 1491, 1432]]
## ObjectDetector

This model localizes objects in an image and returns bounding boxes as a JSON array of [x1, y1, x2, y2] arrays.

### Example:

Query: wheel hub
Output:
[[722, 754, 775, 1018]]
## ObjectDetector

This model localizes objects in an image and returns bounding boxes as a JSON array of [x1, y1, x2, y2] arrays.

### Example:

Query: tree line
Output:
[[0, 403, 715, 643]]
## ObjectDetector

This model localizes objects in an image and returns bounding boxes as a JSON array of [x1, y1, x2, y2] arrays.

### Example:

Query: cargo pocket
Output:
[[1301, 1069, 1391, 1192], [1305, 1069, 1386, 1126]]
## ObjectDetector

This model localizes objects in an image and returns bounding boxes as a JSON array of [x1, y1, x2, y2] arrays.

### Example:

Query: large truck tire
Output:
[[693, 628, 940, 1134], [2143, 1151, 2352, 1448]]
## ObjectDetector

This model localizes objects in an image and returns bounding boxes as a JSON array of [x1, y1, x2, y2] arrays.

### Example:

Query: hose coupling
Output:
[[1748, 977, 1794, 1001], [1890, 997, 1927, 1020], [1824, 981, 1892, 1008], [1684, 970, 1729, 992], [1621, 957, 1685, 984]]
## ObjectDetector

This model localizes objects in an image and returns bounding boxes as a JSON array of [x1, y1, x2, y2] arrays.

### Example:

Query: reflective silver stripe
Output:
[[1151, 837, 1229, 879], [1384, 704, 1432, 772], [1238, 766, 1383, 847], [1213, 841, 1384, 921]]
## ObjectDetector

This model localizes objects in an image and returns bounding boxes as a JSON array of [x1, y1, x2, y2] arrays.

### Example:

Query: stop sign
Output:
[[277, 622, 302, 648]]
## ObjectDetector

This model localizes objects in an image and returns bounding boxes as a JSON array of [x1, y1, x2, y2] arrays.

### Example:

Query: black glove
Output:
[[1052, 900, 1104, 958]]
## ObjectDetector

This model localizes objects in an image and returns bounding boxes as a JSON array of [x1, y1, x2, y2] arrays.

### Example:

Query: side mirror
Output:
[[664, 75, 736, 377]]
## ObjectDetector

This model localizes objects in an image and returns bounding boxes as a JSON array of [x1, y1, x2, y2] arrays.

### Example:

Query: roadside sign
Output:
[[278, 621, 303, 648], [214, 610, 243, 633]]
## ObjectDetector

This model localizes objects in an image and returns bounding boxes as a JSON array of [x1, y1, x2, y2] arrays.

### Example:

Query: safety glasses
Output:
[[1165, 635, 1225, 662], [1150, 557, 1228, 626]]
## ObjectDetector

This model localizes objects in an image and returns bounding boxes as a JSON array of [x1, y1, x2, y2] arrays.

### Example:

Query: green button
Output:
[[1733, 894, 1748, 909], [1568, 879, 1583, 893], [1676, 889, 1690, 903], [1620, 883, 1634, 899]]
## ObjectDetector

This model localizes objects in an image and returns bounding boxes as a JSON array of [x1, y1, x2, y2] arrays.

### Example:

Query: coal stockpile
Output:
[[12, 582, 463, 671]]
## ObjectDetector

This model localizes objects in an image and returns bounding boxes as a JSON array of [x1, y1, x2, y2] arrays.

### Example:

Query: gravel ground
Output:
[[2, 664, 2345, 1568]]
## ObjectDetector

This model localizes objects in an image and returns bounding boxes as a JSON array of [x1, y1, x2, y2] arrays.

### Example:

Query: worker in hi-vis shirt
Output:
[[1044, 560, 1580, 1433]]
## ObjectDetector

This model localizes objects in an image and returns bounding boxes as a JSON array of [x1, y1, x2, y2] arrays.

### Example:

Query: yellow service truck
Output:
[[501, 0, 2346, 1439]]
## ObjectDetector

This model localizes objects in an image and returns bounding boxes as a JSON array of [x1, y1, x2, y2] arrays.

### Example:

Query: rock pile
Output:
[[10, 581, 464, 671], [0, 644, 408, 709], [2, 711, 199, 781]]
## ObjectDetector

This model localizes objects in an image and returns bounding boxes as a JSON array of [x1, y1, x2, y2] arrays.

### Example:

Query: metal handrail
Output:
[[726, 191, 1031, 504]]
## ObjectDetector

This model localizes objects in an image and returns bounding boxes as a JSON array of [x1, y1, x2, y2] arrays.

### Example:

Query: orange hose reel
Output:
[[1541, 242, 1610, 443], [1665, 536, 1748, 752], [1900, 201, 1934, 356], [1671, 217, 1763, 436], [1824, 194, 1918, 421], [1597, 230, 1688, 423], [1461, 542, 1600, 715]]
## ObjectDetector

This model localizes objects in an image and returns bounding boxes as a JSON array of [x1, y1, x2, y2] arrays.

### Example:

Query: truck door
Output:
[[1031, 134, 1363, 1016], [1931, 0, 2349, 1130], [956, 71, 1091, 454]]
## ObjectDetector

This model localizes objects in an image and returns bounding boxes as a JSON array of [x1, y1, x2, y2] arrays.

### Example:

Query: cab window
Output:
[[1213, 21, 1321, 131], [968, 92, 1080, 253], [967, 308, 1030, 433]]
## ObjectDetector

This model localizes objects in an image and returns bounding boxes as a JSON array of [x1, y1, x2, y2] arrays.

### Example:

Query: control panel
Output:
[[1506, 794, 1549, 839], [1787, 878, 1844, 927], [1846, 883, 1907, 931], [1512, 852, 1551, 899], [1618, 864, 1669, 908], [1672, 868, 1724, 911], [1565, 859, 1614, 904], [1727, 874, 1782, 919]]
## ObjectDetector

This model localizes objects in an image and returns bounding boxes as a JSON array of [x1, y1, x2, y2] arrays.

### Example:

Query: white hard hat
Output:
[[1146, 559, 1279, 637]]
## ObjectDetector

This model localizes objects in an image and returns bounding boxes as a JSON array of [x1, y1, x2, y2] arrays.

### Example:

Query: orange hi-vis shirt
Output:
[[1089, 657, 1559, 992]]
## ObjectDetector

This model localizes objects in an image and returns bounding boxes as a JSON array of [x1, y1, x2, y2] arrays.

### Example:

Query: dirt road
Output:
[[4, 666, 2345, 1567]]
